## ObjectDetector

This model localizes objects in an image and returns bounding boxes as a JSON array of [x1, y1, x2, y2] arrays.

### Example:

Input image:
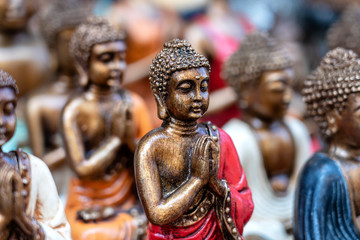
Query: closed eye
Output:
[[177, 81, 193, 93], [201, 79, 209, 91], [98, 52, 114, 63]]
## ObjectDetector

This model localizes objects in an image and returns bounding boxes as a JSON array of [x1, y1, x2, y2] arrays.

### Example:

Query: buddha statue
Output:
[[0, 69, 70, 239], [294, 48, 360, 239], [61, 16, 152, 239], [26, 0, 92, 203], [222, 32, 310, 239], [327, 4, 360, 55], [135, 39, 254, 240]]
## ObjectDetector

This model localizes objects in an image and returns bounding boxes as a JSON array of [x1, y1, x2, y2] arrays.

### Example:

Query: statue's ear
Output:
[[239, 90, 251, 109], [154, 93, 169, 120], [326, 110, 339, 136], [75, 62, 88, 87]]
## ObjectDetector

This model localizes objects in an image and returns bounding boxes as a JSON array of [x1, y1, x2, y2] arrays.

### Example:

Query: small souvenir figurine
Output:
[[294, 48, 360, 239], [61, 16, 152, 239], [0, 70, 70, 239], [327, 4, 360, 55], [135, 39, 253, 240], [222, 32, 310, 239], [26, 0, 92, 202]]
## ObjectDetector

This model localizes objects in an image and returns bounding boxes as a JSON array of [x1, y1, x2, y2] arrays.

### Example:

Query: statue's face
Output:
[[0, 87, 16, 147], [334, 93, 360, 145], [0, 0, 33, 31], [165, 67, 209, 121], [247, 68, 293, 120], [88, 41, 126, 88], [56, 28, 76, 74]]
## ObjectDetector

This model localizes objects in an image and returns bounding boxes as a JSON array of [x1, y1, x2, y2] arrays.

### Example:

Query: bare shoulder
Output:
[[136, 127, 166, 155], [62, 94, 88, 119]]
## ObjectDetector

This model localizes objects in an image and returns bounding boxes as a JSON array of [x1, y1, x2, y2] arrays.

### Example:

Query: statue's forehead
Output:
[[0, 87, 16, 101]]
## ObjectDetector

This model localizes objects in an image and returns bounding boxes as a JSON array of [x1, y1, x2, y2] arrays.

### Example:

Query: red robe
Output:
[[147, 129, 254, 240]]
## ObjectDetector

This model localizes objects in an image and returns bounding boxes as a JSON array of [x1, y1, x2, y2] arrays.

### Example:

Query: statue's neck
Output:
[[242, 110, 280, 130], [164, 117, 198, 136], [88, 84, 117, 99], [328, 141, 360, 162]]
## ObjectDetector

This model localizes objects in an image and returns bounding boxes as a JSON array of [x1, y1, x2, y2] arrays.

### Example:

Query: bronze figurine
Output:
[[0, 70, 70, 239], [135, 39, 253, 240], [61, 16, 152, 239], [222, 32, 310, 239], [26, 0, 92, 202], [294, 47, 360, 239]]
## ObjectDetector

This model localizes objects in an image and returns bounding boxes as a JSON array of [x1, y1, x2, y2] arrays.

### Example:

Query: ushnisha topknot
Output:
[[222, 32, 292, 96], [149, 39, 210, 99], [327, 4, 360, 55], [303, 47, 360, 140], [70, 16, 126, 70], [0, 70, 18, 94], [38, 0, 93, 48]]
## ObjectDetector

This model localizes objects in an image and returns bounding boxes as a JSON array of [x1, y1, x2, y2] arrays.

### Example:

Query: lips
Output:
[[191, 105, 202, 113]]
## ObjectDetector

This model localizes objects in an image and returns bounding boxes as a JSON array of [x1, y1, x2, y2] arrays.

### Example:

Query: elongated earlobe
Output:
[[326, 111, 339, 136], [75, 62, 88, 86], [154, 93, 169, 120]]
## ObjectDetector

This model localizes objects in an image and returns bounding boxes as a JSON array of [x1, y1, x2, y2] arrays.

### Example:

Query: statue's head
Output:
[[327, 4, 360, 55], [38, 0, 92, 73], [0, 70, 17, 147], [223, 32, 293, 121], [149, 39, 211, 121], [70, 16, 126, 88], [0, 0, 35, 32], [303, 47, 360, 144]]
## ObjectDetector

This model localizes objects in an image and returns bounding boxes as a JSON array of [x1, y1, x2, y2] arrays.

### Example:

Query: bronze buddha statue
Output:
[[135, 39, 253, 240], [26, 0, 92, 201], [61, 16, 152, 240], [294, 47, 360, 239], [222, 32, 310, 239]]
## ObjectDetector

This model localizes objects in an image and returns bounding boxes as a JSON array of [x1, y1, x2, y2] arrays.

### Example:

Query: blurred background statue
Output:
[[295, 47, 360, 240], [25, 0, 93, 204], [61, 17, 151, 240], [223, 32, 310, 240]]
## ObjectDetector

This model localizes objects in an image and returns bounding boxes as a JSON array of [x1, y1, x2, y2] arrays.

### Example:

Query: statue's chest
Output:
[[156, 140, 195, 194], [76, 102, 115, 143], [255, 125, 295, 176]]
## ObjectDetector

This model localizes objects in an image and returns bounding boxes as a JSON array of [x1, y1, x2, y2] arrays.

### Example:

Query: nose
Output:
[[111, 58, 126, 72], [194, 85, 202, 101]]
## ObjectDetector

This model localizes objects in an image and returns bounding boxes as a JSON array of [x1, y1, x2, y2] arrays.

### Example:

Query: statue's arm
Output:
[[26, 97, 45, 158], [61, 101, 121, 178], [135, 139, 205, 226], [42, 148, 65, 169]]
